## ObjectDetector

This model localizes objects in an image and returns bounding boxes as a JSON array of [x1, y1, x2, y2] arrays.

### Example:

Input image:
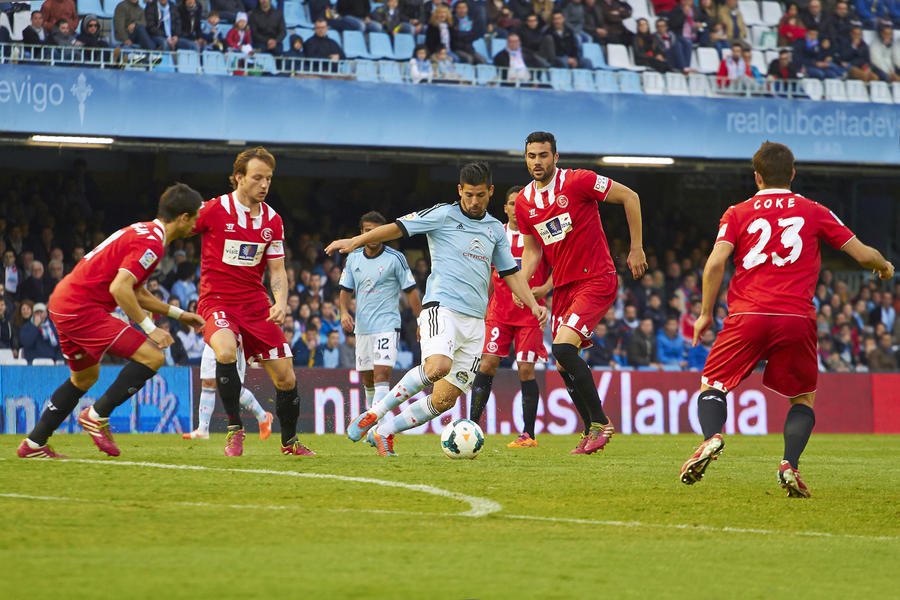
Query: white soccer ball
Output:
[[440, 419, 485, 459]]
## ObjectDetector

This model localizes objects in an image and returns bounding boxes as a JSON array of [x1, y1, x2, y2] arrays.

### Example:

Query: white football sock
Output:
[[197, 388, 216, 434], [370, 365, 433, 419], [378, 395, 442, 436], [239, 387, 268, 423], [364, 386, 375, 409]]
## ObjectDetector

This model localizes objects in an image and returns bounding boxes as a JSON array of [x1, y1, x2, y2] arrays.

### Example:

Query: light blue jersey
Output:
[[339, 245, 416, 335], [395, 202, 517, 319]]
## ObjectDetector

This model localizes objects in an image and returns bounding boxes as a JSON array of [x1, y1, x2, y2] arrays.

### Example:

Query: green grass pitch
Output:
[[1, 433, 898, 599]]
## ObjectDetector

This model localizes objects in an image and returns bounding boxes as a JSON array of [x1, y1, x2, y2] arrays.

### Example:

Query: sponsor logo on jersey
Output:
[[529, 209, 537, 217], [261, 227, 273, 241], [138, 249, 158, 269], [360, 277, 377, 293], [594, 175, 609, 194], [486, 342, 499, 353], [534, 212, 573, 245], [455, 371, 470, 385], [399, 212, 416, 220], [456, 223, 465, 230], [463, 238, 489, 262], [222, 239, 265, 267], [556, 194, 569, 208], [225, 223, 235, 232]]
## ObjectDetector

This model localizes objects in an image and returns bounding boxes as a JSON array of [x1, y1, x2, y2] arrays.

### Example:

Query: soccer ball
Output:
[[440, 419, 485, 460]]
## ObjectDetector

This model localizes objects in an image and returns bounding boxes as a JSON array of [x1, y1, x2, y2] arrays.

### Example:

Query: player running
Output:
[[17, 184, 205, 458], [680, 141, 893, 497], [193, 147, 314, 457], [517, 131, 647, 454], [469, 185, 553, 448], [181, 343, 273, 440], [326, 162, 548, 456], [338, 211, 422, 420]]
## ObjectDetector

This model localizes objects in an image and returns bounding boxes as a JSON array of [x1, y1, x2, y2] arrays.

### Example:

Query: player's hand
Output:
[[512, 294, 524, 309], [325, 238, 357, 256], [267, 304, 286, 325], [530, 286, 547, 301], [627, 247, 648, 280], [532, 305, 548, 329], [875, 261, 895, 280], [341, 313, 354, 334], [692, 313, 712, 346], [179, 311, 206, 333], [148, 328, 174, 349]]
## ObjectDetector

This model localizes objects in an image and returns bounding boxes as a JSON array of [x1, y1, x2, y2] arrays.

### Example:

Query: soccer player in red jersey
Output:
[[681, 142, 894, 497], [469, 185, 553, 448], [17, 184, 206, 459], [193, 147, 314, 457], [517, 131, 648, 455]]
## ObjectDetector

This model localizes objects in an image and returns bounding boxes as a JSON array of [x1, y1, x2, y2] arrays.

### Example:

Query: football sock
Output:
[[521, 378, 539, 439], [364, 386, 375, 409], [560, 370, 591, 435], [372, 382, 390, 407], [378, 395, 442, 437], [783, 403, 815, 469], [239, 387, 268, 423], [698, 388, 728, 440], [370, 365, 432, 418], [215, 361, 242, 428], [552, 344, 609, 426], [275, 385, 300, 446], [28, 380, 86, 446], [196, 387, 216, 434], [92, 362, 157, 418], [468, 372, 493, 424]]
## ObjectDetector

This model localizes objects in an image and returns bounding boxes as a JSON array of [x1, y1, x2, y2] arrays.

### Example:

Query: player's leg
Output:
[[18, 362, 99, 458], [360, 370, 376, 407], [234, 345, 273, 439], [371, 379, 465, 456], [508, 360, 539, 448], [261, 356, 315, 455], [184, 344, 218, 440], [779, 392, 815, 498], [469, 353, 500, 424], [371, 331, 399, 418], [209, 328, 242, 431], [356, 333, 377, 407]]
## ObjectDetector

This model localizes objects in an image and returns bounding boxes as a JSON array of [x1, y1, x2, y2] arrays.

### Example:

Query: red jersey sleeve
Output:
[[515, 190, 536, 236], [573, 169, 612, 203], [814, 202, 855, 249], [192, 199, 217, 235], [265, 217, 285, 260], [715, 206, 738, 246], [119, 238, 164, 283]]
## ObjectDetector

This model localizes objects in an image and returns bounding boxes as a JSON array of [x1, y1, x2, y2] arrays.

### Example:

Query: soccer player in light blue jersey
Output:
[[338, 211, 422, 418], [326, 162, 548, 456]]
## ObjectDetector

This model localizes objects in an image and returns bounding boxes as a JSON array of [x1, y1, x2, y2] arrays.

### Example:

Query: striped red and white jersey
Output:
[[486, 224, 551, 327]]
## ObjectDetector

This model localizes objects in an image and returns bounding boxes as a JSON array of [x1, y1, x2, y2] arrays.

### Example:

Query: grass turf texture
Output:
[[1, 433, 898, 599]]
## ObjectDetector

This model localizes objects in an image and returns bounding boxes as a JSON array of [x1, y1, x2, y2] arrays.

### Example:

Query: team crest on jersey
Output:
[[557, 195, 569, 208], [399, 212, 416, 220], [594, 175, 610, 194], [486, 342, 499, 353], [486, 228, 496, 242], [261, 227, 273, 241], [215, 318, 230, 328], [456, 371, 470, 385], [138, 249, 158, 269]]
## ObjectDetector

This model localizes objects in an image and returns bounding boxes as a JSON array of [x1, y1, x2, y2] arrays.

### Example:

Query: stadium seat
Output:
[[824, 79, 847, 101], [801, 78, 824, 101], [378, 60, 403, 83], [595, 69, 618, 92], [571, 69, 595, 92], [891, 81, 900, 103], [862, 29, 876, 46], [760, 1, 782, 25], [549, 68, 573, 91], [79, 0, 113, 18], [641, 70, 665, 94], [606, 43, 643, 70], [203, 51, 229, 75], [758, 29, 777, 49], [688, 72, 712, 96], [9, 9, 29, 40], [416, 33, 425, 45], [750, 50, 766, 74], [475, 63, 499, 85], [473, 37, 489, 60], [355, 59, 378, 81], [342, 30, 370, 59], [580, 42, 607, 70], [296, 27, 313, 41], [0, 348, 16, 365], [368, 31, 393, 59], [739, 0, 763, 25], [490, 37, 507, 59], [176, 49, 200, 74], [393, 33, 414, 60], [455, 62, 475, 82], [844, 79, 868, 102], [696, 47, 720, 73], [869, 80, 893, 103], [32, 358, 56, 366], [630, 0, 652, 20], [327, 29, 342, 45], [283, 1, 309, 27], [617, 70, 643, 93], [254, 52, 278, 74], [665, 72, 689, 95]]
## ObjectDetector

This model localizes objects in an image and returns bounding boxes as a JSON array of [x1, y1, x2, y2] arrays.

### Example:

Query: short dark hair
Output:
[[359, 211, 386, 228], [230, 146, 275, 189], [552, 10, 564, 17], [752, 141, 794, 188], [31, 10, 40, 17], [505, 185, 524, 199], [208, 10, 219, 18], [157, 183, 203, 222], [525, 131, 556, 154], [459, 162, 492, 187], [414, 43, 427, 53]]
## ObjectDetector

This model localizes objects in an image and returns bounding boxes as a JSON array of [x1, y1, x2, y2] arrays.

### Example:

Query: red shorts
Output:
[[551, 273, 617, 349], [50, 308, 146, 371], [483, 320, 548, 363], [702, 313, 817, 398], [199, 298, 292, 362]]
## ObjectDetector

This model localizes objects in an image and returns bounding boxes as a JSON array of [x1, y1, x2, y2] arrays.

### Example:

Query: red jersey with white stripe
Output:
[[486, 224, 551, 326], [515, 167, 615, 287], [193, 193, 285, 305], [716, 189, 855, 319], [49, 219, 166, 315]]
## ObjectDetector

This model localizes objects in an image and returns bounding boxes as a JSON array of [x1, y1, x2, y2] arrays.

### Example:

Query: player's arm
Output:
[[109, 270, 174, 348], [532, 272, 553, 301], [693, 242, 733, 346], [841, 238, 894, 280], [266, 257, 289, 325], [604, 181, 648, 280], [405, 286, 422, 319], [135, 286, 205, 332], [502, 269, 548, 328], [519, 232, 543, 283], [339, 288, 355, 333], [325, 224, 403, 256]]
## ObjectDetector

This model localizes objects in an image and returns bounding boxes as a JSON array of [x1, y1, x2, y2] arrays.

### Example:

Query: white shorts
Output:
[[199, 343, 247, 383], [355, 331, 400, 371], [418, 304, 484, 392]]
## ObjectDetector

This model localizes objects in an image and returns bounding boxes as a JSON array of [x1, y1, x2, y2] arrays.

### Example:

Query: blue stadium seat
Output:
[[327, 29, 342, 45], [378, 60, 403, 83], [282, 1, 313, 27], [415, 33, 425, 45], [617, 70, 643, 93], [580, 42, 607, 69], [296, 26, 313, 41], [79, 0, 113, 19], [475, 63, 498, 85], [254, 52, 278, 74], [342, 30, 370, 58], [571, 68, 595, 92], [176, 49, 200, 74], [355, 59, 379, 81], [595, 70, 618, 92], [472, 37, 488, 60], [203, 51, 229, 75], [549, 68, 572, 91], [490, 37, 506, 58], [455, 62, 475, 81], [392, 32, 414, 60], [368, 32, 393, 59]]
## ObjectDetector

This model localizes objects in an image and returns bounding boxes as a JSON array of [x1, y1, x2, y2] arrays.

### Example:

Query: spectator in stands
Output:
[[854, 0, 890, 29], [177, 321, 204, 366], [494, 32, 540, 79], [170, 262, 197, 307], [716, 0, 747, 45], [628, 317, 659, 368], [0, 298, 13, 351], [633, 17, 670, 71], [249, 0, 286, 54], [487, 1, 520, 37], [837, 25, 880, 81], [870, 24, 900, 81], [314, 330, 341, 367], [657, 316, 687, 368], [793, 26, 842, 78], [3, 250, 19, 299], [778, 3, 807, 47], [410, 44, 434, 82], [767, 49, 800, 93], [46, 259, 63, 294], [716, 41, 749, 87], [226, 12, 254, 53], [201, 11, 227, 51], [19, 260, 51, 304], [531, 0, 554, 25], [147, 0, 197, 51], [156, 318, 188, 366], [50, 19, 81, 46], [829, 1, 856, 41], [819, 335, 851, 372], [543, 11, 592, 68], [22, 11, 50, 45], [18, 302, 60, 364], [586, 322, 617, 368], [399, 0, 426, 34], [330, 0, 382, 32], [654, 17, 691, 72], [599, 0, 633, 45], [516, 13, 550, 67], [211, 0, 245, 23], [115, 0, 163, 49], [563, 0, 592, 44], [335, 332, 354, 368], [371, 0, 414, 34], [582, 0, 608, 44], [40, 0, 77, 35], [179, 0, 207, 49], [76, 15, 111, 50], [864, 333, 897, 371], [283, 32, 304, 59], [431, 46, 463, 79], [669, 0, 711, 47], [425, 5, 457, 58], [688, 328, 714, 370], [450, 0, 486, 63], [870, 291, 896, 331], [801, 0, 832, 37]]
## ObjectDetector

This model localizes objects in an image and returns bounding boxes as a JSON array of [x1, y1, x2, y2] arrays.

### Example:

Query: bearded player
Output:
[[680, 141, 893, 497], [517, 131, 647, 455], [469, 185, 553, 448]]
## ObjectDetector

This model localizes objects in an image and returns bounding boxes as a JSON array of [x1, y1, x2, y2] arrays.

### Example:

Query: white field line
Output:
[[3, 459, 897, 542]]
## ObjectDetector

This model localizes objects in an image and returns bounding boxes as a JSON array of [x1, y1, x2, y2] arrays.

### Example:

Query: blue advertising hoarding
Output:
[[0, 366, 192, 435], [0, 65, 898, 164]]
